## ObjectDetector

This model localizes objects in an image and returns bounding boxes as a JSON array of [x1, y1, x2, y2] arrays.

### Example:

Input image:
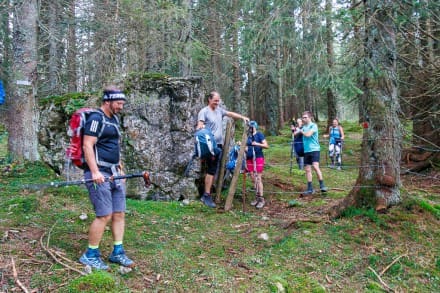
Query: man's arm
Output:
[[225, 111, 249, 123], [83, 135, 105, 184], [302, 125, 316, 137]]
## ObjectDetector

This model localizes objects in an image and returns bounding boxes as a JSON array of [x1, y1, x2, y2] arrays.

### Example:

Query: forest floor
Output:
[[1, 122, 439, 292]]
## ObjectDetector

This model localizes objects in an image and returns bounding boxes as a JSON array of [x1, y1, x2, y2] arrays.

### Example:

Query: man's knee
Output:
[[96, 214, 112, 222], [112, 211, 125, 221]]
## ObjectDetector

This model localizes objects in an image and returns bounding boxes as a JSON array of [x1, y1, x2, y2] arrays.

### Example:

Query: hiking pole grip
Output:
[[110, 171, 151, 187]]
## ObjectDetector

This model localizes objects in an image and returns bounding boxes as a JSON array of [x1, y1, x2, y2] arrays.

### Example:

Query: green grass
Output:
[[0, 123, 439, 292]]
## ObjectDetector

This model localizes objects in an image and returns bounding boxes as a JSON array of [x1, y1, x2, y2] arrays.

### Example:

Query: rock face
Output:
[[38, 75, 205, 200]]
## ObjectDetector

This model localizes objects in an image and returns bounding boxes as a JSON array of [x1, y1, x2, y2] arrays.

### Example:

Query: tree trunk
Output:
[[325, 0, 336, 129], [207, 1, 221, 90], [7, 0, 39, 161], [67, 0, 77, 92], [0, 1, 11, 127], [276, 40, 284, 128], [330, 0, 401, 217], [231, 0, 241, 113], [248, 66, 255, 119], [48, 1, 59, 93]]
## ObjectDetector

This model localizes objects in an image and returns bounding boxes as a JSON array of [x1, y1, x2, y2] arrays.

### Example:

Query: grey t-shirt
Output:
[[198, 106, 227, 144]]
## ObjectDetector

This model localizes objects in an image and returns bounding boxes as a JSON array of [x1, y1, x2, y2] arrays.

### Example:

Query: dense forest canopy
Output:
[[0, 1, 438, 126]]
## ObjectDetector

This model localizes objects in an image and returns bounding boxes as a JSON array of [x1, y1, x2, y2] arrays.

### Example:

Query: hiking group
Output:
[[291, 112, 346, 196], [71, 85, 343, 271]]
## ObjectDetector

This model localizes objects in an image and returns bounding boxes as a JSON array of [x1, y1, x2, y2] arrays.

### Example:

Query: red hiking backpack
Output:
[[66, 108, 104, 169]]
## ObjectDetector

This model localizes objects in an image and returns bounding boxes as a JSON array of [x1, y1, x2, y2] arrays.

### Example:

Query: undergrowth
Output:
[[0, 122, 439, 292]]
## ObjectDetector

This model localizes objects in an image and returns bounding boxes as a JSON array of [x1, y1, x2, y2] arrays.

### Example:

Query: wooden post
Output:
[[242, 172, 247, 212], [216, 120, 232, 203], [224, 125, 248, 211]]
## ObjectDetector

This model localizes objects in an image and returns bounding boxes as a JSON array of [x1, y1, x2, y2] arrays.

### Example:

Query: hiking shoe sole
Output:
[[79, 253, 110, 271]]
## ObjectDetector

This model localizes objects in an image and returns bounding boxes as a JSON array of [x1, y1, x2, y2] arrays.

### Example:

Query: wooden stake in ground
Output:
[[224, 125, 248, 211], [242, 172, 247, 212], [215, 120, 232, 203]]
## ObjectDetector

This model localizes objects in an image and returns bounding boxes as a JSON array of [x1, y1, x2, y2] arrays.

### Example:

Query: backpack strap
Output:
[[93, 110, 121, 169]]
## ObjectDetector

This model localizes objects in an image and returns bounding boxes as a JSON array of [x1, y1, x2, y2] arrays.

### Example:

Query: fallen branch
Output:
[[11, 257, 30, 293], [329, 188, 345, 192], [40, 232, 86, 276], [380, 254, 407, 276], [368, 266, 393, 292]]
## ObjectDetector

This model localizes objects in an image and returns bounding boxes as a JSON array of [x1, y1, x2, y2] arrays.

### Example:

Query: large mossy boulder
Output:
[[38, 75, 204, 200]]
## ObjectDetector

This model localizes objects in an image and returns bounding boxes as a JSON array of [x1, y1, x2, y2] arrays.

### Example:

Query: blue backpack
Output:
[[0, 80, 5, 105], [226, 144, 240, 171], [194, 128, 221, 160]]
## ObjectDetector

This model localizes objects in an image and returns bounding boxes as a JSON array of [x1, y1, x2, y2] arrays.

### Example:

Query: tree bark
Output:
[[67, 0, 77, 92], [7, 0, 39, 161], [325, 0, 336, 128], [47, 1, 60, 93], [330, 0, 401, 217], [231, 0, 241, 113]]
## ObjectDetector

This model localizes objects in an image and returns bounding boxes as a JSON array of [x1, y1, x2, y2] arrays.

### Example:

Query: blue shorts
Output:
[[85, 170, 126, 217], [304, 151, 320, 165]]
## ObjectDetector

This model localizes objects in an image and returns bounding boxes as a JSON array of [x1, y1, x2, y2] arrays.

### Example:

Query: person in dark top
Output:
[[245, 121, 269, 209], [79, 85, 135, 271], [291, 118, 304, 170]]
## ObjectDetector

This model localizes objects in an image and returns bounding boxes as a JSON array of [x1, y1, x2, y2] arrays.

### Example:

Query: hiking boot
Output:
[[336, 166, 341, 171], [200, 193, 216, 208], [251, 193, 261, 206], [301, 189, 314, 197], [256, 197, 265, 209], [79, 253, 110, 271], [109, 251, 135, 267], [320, 186, 328, 193]]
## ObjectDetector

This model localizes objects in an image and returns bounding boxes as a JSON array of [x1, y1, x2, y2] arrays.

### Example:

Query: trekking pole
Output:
[[23, 172, 152, 189], [252, 147, 259, 196], [339, 140, 343, 169], [183, 156, 194, 177], [289, 138, 295, 175]]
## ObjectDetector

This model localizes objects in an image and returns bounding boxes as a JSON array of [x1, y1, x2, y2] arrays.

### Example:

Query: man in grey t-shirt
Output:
[[196, 91, 249, 208]]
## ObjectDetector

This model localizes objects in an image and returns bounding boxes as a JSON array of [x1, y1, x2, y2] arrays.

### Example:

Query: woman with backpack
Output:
[[324, 118, 345, 170], [245, 121, 269, 209]]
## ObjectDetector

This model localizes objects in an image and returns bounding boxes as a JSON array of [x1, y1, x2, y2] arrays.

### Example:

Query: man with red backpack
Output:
[[78, 85, 135, 270]]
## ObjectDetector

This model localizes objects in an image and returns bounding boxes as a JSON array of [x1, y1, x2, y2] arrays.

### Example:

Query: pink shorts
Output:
[[246, 157, 265, 173]]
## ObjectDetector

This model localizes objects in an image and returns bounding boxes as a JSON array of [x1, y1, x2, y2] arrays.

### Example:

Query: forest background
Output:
[[0, 0, 439, 291], [1, 0, 438, 212]]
